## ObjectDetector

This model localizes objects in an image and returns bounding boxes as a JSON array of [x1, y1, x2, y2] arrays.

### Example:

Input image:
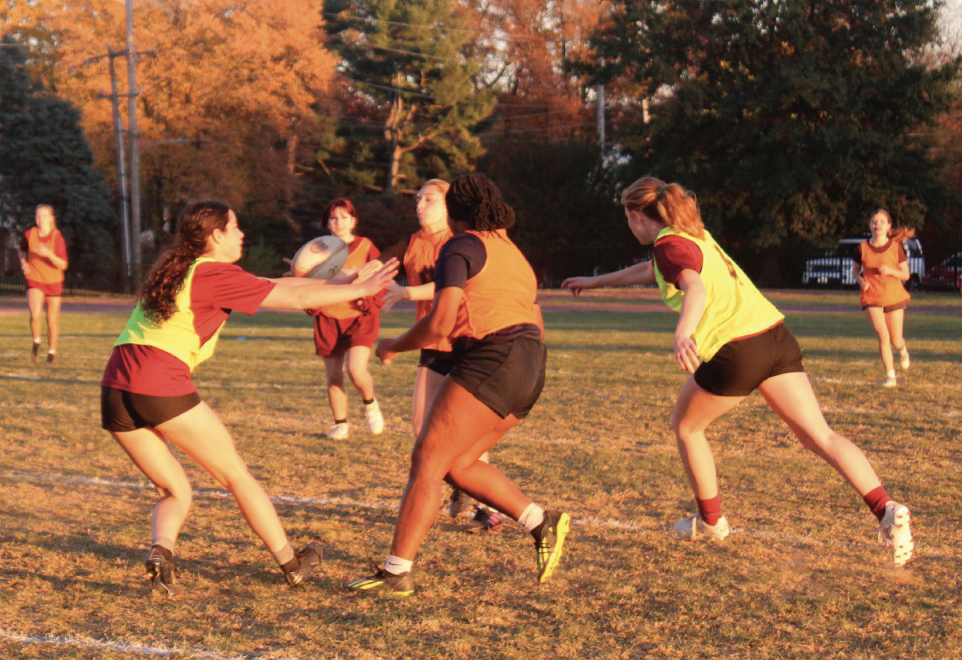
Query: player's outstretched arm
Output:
[[375, 287, 460, 365], [561, 260, 655, 295], [260, 259, 398, 310]]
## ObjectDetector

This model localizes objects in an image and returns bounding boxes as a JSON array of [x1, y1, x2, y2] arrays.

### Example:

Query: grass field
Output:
[[1, 291, 960, 659]]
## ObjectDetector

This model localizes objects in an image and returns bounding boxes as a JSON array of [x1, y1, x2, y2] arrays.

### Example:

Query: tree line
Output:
[[1, 0, 960, 288]]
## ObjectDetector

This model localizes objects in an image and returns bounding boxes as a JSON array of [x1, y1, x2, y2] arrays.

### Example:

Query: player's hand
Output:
[[20, 260, 32, 276], [281, 257, 295, 277], [35, 244, 52, 258], [561, 276, 595, 297], [353, 259, 384, 284], [674, 334, 701, 373], [357, 258, 398, 297], [381, 283, 409, 313], [860, 278, 870, 292], [878, 264, 896, 278], [375, 338, 399, 366]]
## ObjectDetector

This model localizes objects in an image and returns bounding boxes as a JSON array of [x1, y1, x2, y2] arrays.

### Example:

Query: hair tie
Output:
[[660, 185, 667, 195]]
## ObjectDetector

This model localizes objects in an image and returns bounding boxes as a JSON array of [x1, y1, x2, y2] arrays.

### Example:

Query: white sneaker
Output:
[[326, 422, 349, 440], [365, 400, 384, 435], [899, 348, 910, 370], [672, 514, 731, 541], [878, 501, 913, 567], [882, 374, 897, 388]]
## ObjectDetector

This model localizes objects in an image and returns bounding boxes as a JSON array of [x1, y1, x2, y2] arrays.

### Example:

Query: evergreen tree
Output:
[[324, 0, 496, 193], [0, 36, 117, 281], [578, 0, 960, 247]]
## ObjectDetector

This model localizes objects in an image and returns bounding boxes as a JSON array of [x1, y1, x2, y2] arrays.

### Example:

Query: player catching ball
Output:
[[562, 177, 913, 567], [346, 174, 568, 595], [379, 179, 501, 533], [309, 198, 386, 440], [851, 210, 913, 387], [100, 201, 397, 594]]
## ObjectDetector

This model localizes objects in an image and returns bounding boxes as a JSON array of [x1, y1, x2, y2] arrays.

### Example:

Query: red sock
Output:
[[862, 486, 891, 522], [697, 496, 723, 526]]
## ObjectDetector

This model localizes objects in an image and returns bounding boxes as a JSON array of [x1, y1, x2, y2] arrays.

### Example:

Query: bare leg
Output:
[[885, 309, 906, 352], [670, 376, 746, 499], [865, 307, 894, 373], [411, 366, 443, 436], [757, 372, 882, 496], [157, 402, 290, 554], [26, 288, 44, 342], [322, 353, 348, 421], [111, 427, 194, 546], [390, 379, 529, 561], [346, 346, 375, 400], [46, 295, 62, 353]]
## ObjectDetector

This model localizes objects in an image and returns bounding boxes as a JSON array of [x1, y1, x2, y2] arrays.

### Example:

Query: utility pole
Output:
[[105, 49, 132, 293], [125, 0, 143, 291], [596, 84, 606, 152]]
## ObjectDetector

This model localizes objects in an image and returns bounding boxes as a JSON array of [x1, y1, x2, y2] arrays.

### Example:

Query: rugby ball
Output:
[[291, 236, 349, 279]]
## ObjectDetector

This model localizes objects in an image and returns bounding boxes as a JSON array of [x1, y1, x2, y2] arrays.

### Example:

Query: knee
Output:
[[163, 478, 193, 509], [409, 445, 448, 483], [210, 462, 254, 492], [347, 366, 369, 386], [327, 373, 345, 389]]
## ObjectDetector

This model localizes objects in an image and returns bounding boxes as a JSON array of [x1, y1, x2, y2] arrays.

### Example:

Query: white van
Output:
[[802, 237, 925, 289]]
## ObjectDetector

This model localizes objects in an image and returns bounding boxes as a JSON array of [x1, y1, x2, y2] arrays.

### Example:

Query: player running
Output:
[[851, 210, 914, 387], [562, 177, 913, 567], [346, 174, 567, 595], [18, 204, 68, 363], [100, 201, 397, 594], [380, 179, 501, 533]]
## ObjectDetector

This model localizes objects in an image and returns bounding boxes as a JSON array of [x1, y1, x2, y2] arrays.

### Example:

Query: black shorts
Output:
[[418, 349, 457, 376], [862, 301, 907, 313], [101, 387, 202, 433], [694, 323, 805, 397], [449, 336, 547, 420]]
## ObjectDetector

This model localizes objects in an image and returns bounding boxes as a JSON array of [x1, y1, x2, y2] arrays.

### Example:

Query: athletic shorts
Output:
[[313, 312, 379, 357], [862, 301, 907, 313], [694, 323, 805, 397], [26, 279, 63, 297], [449, 336, 547, 420], [101, 386, 202, 432], [418, 349, 457, 376]]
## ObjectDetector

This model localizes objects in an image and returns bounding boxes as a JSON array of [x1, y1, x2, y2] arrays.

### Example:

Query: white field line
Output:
[[0, 628, 265, 660], [3, 469, 955, 559]]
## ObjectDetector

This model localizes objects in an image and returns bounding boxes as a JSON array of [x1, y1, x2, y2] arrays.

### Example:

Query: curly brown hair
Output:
[[142, 201, 231, 324], [445, 174, 515, 231], [622, 176, 705, 240]]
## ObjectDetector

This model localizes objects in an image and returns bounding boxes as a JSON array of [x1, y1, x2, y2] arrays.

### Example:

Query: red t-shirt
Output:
[[101, 262, 275, 396], [653, 235, 704, 284]]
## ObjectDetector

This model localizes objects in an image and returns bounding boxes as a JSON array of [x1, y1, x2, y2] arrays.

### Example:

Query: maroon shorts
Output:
[[313, 312, 380, 357], [26, 279, 63, 297]]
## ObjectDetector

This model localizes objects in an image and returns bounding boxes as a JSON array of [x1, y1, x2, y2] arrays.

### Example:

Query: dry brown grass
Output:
[[0, 292, 960, 658]]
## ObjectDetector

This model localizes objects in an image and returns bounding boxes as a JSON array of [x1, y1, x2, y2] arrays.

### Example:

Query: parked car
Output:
[[921, 251, 962, 292], [802, 237, 925, 289]]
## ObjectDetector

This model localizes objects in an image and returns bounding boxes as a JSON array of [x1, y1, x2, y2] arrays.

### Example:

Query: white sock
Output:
[[383, 555, 413, 575], [518, 503, 546, 532], [33, 339, 40, 344], [886, 369, 896, 379], [48, 349, 56, 355]]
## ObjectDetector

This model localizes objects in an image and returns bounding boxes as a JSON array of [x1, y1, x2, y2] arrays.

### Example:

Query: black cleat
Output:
[[31, 342, 40, 363], [448, 489, 473, 518], [344, 568, 415, 596], [461, 505, 504, 534], [47, 352, 55, 364], [144, 547, 178, 596], [284, 540, 323, 587], [531, 510, 571, 583]]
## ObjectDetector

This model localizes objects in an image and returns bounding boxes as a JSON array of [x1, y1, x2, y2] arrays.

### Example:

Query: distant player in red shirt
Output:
[[851, 210, 913, 387], [100, 201, 397, 595], [18, 204, 68, 363], [308, 198, 385, 440]]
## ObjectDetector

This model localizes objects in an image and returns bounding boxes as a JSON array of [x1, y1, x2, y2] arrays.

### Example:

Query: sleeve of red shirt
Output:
[[20, 233, 29, 252], [197, 262, 276, 315], [363, 239, 386, 310], [897, 243, 907, 263], [55, 232, 68, 262], [652, 235, 704, 285]]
